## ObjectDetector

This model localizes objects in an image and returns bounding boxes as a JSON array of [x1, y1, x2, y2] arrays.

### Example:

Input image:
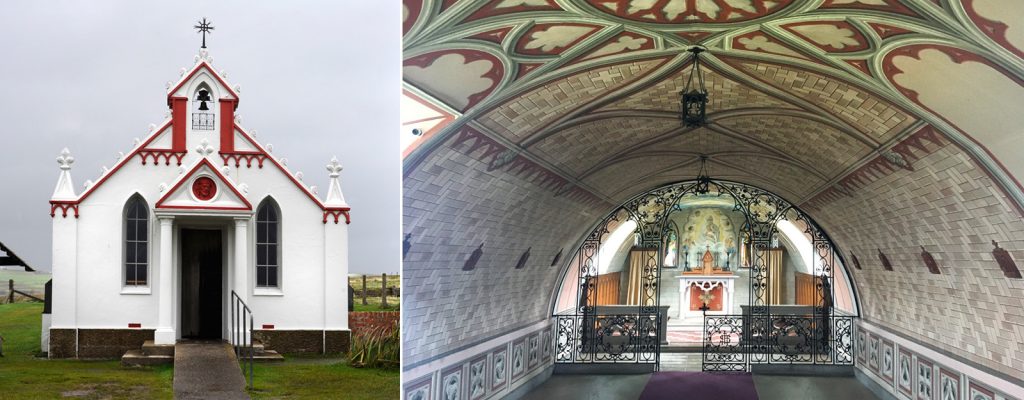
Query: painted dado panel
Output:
[[858, 320, 1024, 400], [404, 319, 553, 400]]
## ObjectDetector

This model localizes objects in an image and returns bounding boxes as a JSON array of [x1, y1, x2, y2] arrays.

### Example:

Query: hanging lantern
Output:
[[679, 47, 709, 127], [694, 155, 712, 194]]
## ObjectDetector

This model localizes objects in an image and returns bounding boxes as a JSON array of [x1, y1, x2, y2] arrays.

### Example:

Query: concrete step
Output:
[[251, 349, 285, 362], [141, 340, 175, 357], [122, 349, 174, 366]]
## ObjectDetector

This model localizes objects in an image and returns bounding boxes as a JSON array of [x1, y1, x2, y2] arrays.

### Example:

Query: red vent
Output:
[[877, 249, 893, 271], [128, 323, 142, 328], [262, 324, 275, 329], [992, 241, 1022, 279], [920, 247, 941, 274]]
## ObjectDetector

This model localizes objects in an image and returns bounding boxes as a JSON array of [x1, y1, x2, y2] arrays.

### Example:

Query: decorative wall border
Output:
[[857, 321, 1023, 400], [403, 320, 554, 400]]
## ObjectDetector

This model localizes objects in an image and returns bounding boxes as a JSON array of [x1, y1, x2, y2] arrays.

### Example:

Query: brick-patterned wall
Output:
[[808, 139, 1024, 378], [350, 311, 400, 335], [402, 130, 607, 367]]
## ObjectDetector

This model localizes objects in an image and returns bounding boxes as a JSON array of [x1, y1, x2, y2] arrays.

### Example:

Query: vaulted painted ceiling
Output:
[[402, 0, 1024, 209]]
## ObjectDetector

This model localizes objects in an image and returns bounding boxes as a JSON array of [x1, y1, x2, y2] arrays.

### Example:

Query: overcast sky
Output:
[[0, 1, 400, 274]]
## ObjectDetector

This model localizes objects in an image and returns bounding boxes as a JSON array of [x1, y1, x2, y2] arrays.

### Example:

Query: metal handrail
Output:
[[230, 290, 254, 389]]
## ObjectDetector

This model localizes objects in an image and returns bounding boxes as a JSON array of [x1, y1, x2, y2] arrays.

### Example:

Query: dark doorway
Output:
[[181, 229, 223, 339]]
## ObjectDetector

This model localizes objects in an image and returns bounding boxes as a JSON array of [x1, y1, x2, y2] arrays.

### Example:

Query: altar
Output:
[[677, 249, 737, 319]]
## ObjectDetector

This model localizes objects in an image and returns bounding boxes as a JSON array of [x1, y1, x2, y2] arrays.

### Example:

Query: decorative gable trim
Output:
[[155, 158, 252, 211], [166, 62, 240, 108]]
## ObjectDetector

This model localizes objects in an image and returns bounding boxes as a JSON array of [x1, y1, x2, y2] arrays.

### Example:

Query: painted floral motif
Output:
[[492, 349, 507, 389], [469, 359, 486, 399], [512, 342, 525, 376], [443, 370, 461, 400], [587, 0, 793, 23]]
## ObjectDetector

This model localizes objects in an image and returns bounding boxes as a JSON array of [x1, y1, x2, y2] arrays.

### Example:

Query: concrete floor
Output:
[[521, 374, 880, 400]]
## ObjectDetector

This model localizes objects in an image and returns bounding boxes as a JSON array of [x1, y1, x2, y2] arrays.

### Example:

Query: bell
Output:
[[196, 89, 211, 111]]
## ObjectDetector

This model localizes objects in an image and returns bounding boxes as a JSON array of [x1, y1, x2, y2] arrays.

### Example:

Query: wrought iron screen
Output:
[[702, 314, 854, 371], [555, 312, 660, 364], [193, 113, 216, 130]]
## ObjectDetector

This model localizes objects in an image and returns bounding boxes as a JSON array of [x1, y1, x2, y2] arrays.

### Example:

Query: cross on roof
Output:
[[194, 18, 214, 49]]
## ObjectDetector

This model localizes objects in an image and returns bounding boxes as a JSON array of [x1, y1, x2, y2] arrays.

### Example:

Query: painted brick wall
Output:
[[808, 139, 1024, 378], [350, 311, 400, 335], [402, 130, 607, 367]]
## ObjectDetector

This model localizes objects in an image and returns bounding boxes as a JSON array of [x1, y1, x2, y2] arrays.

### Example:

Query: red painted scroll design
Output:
[[323, 208, 351, 224], [49, 202, 79, 218], [138, 150, 187, 166], [220, 152, 267, 168]]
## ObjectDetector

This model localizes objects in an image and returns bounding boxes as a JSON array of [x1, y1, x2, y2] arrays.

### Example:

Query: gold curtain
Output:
[[767, 248, 783, 305], [626, 248, 656, 305]]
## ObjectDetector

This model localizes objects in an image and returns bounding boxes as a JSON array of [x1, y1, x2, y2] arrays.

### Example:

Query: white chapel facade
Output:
[[46, 48, 351, 358]]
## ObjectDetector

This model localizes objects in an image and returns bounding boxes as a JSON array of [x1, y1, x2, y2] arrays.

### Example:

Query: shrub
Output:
[[348, 321, 399, 369]]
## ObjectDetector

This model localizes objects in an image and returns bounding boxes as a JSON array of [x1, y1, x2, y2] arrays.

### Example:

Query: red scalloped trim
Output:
[[49, 202, 79, 218], [138, 150, 187, 166], [962, 0, 1024, 59], [323, 209, 352, 224], [220, 152, 267, 168]]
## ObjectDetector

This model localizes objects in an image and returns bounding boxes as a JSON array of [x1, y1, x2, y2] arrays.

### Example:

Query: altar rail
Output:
[[554, 312, 661, 366], [702, 314, 855, 372]]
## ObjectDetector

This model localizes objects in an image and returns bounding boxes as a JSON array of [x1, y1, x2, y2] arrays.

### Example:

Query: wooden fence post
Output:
[[362, 275, 368, 305], [7, 279, 13, 304], [381, 273, 388, 307]]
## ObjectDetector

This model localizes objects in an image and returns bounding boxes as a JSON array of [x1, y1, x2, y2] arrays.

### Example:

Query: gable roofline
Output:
[[167, 61, 240, 109], [0, 241, 34, 272], [155, 157, 253, 211]]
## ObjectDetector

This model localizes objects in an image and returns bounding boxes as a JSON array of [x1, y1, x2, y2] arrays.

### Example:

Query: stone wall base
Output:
[[254, 330, 351, 354], [48, 328, 154, 359]]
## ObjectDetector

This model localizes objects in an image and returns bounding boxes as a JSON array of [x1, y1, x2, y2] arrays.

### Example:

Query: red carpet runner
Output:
[[638, 371, 759, 400]]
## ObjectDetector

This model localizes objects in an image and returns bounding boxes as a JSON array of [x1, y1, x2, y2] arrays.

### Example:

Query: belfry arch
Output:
[[550, 178, 860, 372]]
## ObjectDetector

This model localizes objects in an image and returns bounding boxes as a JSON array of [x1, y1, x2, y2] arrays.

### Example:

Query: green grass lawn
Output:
[[247, 355, 399, 399], [1, 303, 399, 399], [0, 302, 174, 399]]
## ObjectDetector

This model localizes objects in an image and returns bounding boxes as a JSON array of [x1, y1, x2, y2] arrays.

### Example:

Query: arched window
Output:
[[256, 199, 281, 288], [192, 83, 215, 130], [124, 195, 149, 286]]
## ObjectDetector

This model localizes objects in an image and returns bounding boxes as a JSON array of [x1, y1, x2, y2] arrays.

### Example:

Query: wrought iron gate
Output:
[[552, 179, 857, 372]]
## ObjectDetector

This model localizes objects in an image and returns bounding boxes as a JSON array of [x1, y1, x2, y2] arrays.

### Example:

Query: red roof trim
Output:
[[155, 158, 253, 210], [166, 62, 240, 108], [233, 124, 330, 210], [73, 122, 177, 204]]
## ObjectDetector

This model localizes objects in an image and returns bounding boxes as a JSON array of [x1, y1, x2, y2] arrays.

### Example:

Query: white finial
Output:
[[239, 183, 249, 194], [83, 180, 93, 189], [220, 69, 228, 79], [233, 84, 241, 93], [57, 148, 74, 171], [250, 130, 258, 139], [310, 185, 318, 195], [324, 156, 348, 207], [266, 143, 274, 154], [234, 114, 242, 124], [280, 158, 288, 167], [165, 111, 172, 119], [195, 138, 215, 157], [179, 67, 187, 76], [166, 81, 173, 90], [296, 171, 303, 181], [148, 123, 156, 132], [52, 148, 77, 201], [101, 165, 109, 174], [159, 183, 167, 192], [221, 166, 230, 175], [133, 137, 141, 146], [178, 166, 186, 175], [115, 151, 124, 161], [326, 156, 343, 178]]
